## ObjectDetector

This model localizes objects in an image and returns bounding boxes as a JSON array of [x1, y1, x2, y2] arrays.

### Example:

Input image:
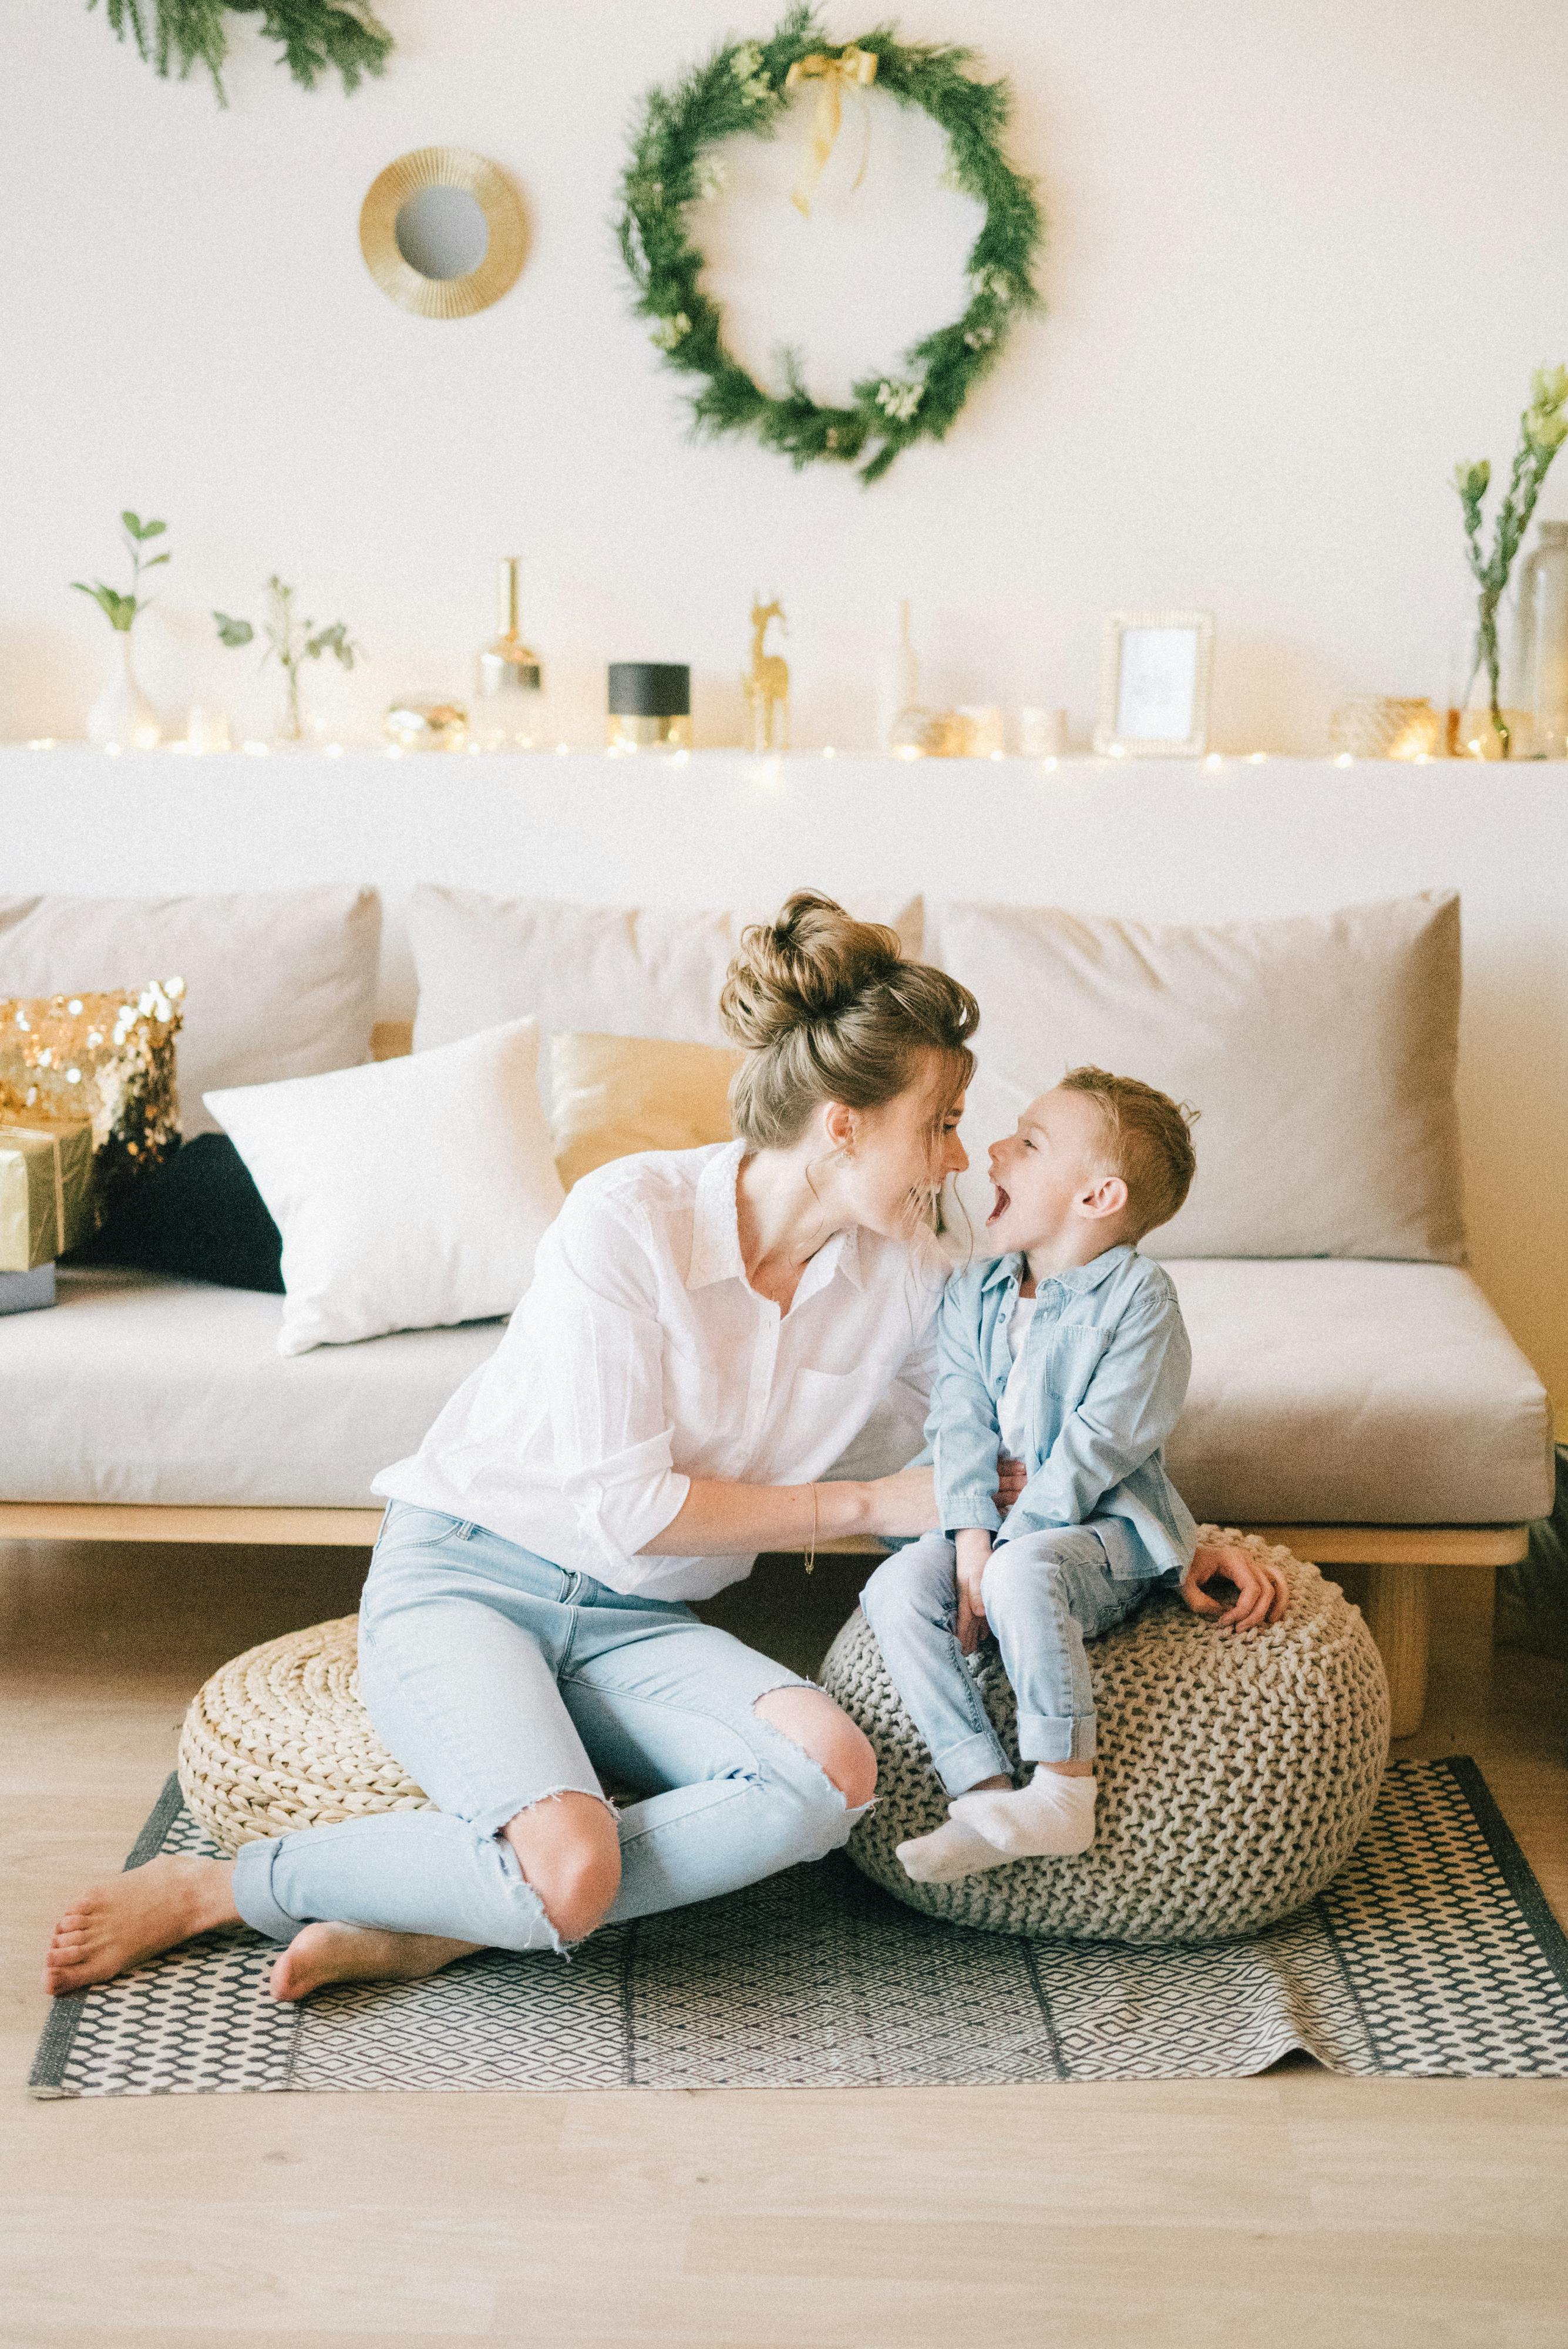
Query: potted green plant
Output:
[[72, 510, 170, 749], [1452, 366, 1568, 758], [214, 577, 361, 745]]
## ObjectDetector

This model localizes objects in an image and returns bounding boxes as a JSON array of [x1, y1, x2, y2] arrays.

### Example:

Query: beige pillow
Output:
[[409, 888, 924, 1059], [551, 1031, 743, 1189], [0, 887, 380, 1139], [934, 893, 1464, 1262]]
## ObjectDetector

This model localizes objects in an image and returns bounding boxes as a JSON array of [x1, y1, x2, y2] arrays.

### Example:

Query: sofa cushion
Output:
[[1, 1258, 1551, 1525], [1162, 1258, 1553, 1525], [932, 893, 1464, 1263], [0, 1268, 506, 1507], [409, 887, 924, 1065], [0, 887, 381, 1139]]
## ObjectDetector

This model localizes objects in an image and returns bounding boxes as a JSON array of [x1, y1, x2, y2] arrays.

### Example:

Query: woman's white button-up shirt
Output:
[[374, 1140, 947, 1602]]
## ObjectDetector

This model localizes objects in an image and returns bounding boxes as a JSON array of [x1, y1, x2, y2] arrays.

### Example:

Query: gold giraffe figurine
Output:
[[743, 597, 790, 752]]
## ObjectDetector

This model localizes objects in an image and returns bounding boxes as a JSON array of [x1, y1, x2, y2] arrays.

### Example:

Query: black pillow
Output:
[[66, 1133, 284, 1293]]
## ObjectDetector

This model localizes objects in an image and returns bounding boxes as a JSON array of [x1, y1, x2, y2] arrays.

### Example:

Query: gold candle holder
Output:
[[607, 663, 691, 752], [476, 558, 544, 746]]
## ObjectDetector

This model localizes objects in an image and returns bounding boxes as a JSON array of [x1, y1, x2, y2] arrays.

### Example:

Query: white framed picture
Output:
[[1095, 610, 1215, 757]]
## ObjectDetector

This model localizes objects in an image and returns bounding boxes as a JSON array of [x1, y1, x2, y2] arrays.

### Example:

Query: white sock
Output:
[[896, 1811, 1018, 1884], [950, 1767, 1098, 1857]]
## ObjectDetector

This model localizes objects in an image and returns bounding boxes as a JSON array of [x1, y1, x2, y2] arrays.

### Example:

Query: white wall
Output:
[[5, 1, 1567, 753]]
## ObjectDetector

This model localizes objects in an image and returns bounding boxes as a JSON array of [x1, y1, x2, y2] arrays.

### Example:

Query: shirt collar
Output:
[[686, 1141, 748, 1290], [684, 1140, 867, 1296], [980, 1243, 1135, 1297]]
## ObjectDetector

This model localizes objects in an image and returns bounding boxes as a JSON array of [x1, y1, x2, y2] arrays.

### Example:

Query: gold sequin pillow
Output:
[[0, 979, 184, 1224]]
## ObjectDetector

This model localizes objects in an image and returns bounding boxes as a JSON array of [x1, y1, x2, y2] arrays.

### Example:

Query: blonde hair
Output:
[[1058, 1065, 1198, 1238], [720, 892, 979, 1152]]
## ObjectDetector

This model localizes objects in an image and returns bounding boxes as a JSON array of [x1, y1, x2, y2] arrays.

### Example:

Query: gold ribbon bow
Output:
[[783, 46, 879, 217]]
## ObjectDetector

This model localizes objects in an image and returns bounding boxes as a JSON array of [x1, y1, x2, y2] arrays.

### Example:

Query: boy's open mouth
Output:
[[987, 1183, 1010, 1226]]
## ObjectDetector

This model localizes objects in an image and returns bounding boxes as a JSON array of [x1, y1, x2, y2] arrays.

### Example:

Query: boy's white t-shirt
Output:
[[997, 1293, 1038, 1459]]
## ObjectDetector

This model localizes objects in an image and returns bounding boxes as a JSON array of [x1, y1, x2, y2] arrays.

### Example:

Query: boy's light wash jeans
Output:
[[861, 1525, 1161, 1788], [231, 1502, 868, 1955]]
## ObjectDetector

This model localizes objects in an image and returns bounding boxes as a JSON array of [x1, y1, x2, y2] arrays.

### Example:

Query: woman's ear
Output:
[[822, 1099, 856, 1154], [1080, 1172, 1129, 1223]]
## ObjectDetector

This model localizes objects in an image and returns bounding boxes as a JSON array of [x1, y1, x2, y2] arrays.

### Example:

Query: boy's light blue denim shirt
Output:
[[929, 1242, 1197, 1583]]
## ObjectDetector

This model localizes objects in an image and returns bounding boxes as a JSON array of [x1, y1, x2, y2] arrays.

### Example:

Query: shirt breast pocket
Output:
[[1047, 1322, 1112, 1408]]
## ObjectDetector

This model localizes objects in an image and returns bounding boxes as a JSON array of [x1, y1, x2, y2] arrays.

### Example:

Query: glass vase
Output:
[[1447, 595, 1532, 759]]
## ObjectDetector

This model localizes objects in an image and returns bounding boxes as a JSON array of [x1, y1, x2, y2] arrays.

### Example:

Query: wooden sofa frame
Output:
[[0, 1502, 1523, 1738]]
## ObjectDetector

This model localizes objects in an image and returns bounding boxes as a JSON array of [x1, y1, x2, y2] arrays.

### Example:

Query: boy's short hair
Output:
[[1058, 1065, 1198, 1239]]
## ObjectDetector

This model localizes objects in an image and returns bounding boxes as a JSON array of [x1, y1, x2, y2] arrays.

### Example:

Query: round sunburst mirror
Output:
[[359, 148, 527, 320]]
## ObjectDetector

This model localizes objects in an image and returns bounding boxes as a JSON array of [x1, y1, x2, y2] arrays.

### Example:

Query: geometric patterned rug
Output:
[[29, 1756, 1568, 2097]]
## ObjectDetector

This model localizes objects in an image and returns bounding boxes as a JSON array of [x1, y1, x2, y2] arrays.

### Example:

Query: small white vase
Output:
[[88, 633, 160, 749]]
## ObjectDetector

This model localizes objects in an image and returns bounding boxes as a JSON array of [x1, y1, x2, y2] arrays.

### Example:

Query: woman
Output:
[[45, 895, 1267, 2001]]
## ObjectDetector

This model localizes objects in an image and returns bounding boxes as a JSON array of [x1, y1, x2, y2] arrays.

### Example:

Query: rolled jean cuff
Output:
[[931, 1725, 1013, 1796], [232, 1836, 301, 1944], [1018, 1709, 1098, 1765]]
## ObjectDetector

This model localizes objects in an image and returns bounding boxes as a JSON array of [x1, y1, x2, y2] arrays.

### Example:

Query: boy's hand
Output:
[[1180, 1540, 1289, 1631], [954, 1529, 994, 1654]]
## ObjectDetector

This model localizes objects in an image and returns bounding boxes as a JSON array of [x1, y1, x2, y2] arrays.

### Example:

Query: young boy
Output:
[[862, 1065, 1248, 1883]]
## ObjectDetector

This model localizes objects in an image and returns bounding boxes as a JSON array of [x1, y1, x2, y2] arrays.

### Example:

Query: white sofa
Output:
[[1, 877, 1554, 1739]]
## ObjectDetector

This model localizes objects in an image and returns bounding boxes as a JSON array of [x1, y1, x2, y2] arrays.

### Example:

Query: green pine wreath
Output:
[[615, 7, 1044, 483]]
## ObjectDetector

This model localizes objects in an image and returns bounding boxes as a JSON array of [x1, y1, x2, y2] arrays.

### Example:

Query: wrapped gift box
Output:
[[0, 1119, 95, 1271], [0, 1263, 56, 1315]]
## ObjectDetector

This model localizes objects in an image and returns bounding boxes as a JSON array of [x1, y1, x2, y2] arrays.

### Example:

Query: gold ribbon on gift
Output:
[[0, 1120, 93, 1270], [783, 46, 879, 217]]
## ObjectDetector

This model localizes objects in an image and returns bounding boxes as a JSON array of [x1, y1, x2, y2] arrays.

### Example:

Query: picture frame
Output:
[[1095, 610, 1215, 757]]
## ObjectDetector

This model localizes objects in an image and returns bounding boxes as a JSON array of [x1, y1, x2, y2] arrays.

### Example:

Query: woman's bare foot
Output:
[[43, 1855, 240, 1994], [268, 1921, 482, 2004]]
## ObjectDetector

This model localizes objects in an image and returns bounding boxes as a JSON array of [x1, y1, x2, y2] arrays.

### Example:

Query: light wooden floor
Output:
[[2, 1540, 1565, 2348]]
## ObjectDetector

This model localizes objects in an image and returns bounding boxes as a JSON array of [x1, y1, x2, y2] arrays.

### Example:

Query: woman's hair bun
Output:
[[719, 891, 903, 1051]]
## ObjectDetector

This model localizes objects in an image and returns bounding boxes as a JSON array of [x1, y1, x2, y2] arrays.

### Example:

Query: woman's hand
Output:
[[1180, 1541, 1290, 1631], [995, 1452, 1027, 1517]]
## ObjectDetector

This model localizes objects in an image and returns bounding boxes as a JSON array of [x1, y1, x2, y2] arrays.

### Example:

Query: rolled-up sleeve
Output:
[[535, 1194, 691, 1575], [1006, 1290, 1191, 1540]]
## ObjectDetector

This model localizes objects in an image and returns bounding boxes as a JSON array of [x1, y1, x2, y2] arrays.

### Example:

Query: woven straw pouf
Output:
[[179, 1614, 431, 1854], [822, 1533, 1389, 1944]]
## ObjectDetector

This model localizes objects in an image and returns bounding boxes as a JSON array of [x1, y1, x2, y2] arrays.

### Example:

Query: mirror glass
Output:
[[394, 185, 490, 281]]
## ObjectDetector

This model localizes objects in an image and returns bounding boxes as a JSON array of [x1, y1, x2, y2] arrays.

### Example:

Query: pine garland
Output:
[[615, 6, 1043, 483], [86, 0, 392, 103]]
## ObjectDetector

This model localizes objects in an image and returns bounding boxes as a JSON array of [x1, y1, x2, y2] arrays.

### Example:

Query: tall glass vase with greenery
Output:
[[214, 577, 360, 745], [1452, 366, 1568, 759]]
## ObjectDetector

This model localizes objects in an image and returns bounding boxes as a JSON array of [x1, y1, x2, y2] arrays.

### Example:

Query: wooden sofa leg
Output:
[[1362, 1561, 1431, 1739]]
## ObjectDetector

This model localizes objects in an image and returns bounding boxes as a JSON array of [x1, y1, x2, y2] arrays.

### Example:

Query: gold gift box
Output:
[[0, 1119, 96, 1272]]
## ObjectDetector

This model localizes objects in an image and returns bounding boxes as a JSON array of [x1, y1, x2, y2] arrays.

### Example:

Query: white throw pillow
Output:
[[934, 892, 1464, 1263], [206, 1019, 564, 1357], [409, 887, 926, 1062], [0, 886, 380, 1139]]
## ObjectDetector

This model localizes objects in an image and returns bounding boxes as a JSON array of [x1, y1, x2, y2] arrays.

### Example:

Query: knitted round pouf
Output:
[[178, 1614, 432, 1854], [822, 1535, 1389, 1944]]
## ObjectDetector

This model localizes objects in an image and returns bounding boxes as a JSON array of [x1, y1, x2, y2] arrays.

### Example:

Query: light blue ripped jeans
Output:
[[862, 1525, 1163, 1787], [231, 1502, 868, 1956]]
